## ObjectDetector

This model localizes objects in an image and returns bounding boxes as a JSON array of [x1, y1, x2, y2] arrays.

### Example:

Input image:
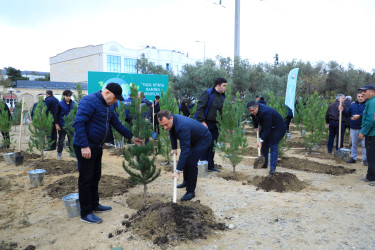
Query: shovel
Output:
[[152, 105, 157, 140], [173, 154, 177, 203], [334, 98, 350, 162], [254, 130, 265, 168]]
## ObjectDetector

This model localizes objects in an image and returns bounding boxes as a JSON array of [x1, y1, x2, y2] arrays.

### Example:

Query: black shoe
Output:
[[80, 213, 102, 224], [181, 192, 195, 201], [177, 182, 186, 188], [93, 204, 112, 212], [360, 177, 375, 183], [261, 165, 267, 169], [346, 158, 356, 164], [363, 160, 368, 166], [208, 167, 220, 172]]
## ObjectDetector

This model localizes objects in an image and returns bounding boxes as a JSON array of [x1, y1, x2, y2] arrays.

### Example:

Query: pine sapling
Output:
[[0, 102, 12, 148], [28, 101, 54, 161]]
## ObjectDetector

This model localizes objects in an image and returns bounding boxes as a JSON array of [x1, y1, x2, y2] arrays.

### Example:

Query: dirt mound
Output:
[[279, 157, 355, 175], [44, 175, 134, 199], [126, 193, 170, 210], [218, 171, 249, 182], [28, 159, 77, 175], [122, 201, 226, 245], [248, 172, 306, 192], [0, 176, 13, 192], [0, 149, 40, 162]]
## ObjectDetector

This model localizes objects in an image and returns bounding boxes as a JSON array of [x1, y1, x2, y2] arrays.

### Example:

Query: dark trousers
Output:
[[200, 121, 219, 170], [1, 132, 10, 148], [284, 117, 292, 133], [57, 128, 70, 153], [47, 126, 57, 150], [183, 134, 211, 193], [261, 125, 287, 172], [74, 145, 103, 217], [365, 136, 375, 181], [327, 121, 345, 153]]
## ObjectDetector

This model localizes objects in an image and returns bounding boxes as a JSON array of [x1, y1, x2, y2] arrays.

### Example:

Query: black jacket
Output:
[[196, 88, 225, 122], [45, 95, 59, 118], [325, 100, 347, 124]]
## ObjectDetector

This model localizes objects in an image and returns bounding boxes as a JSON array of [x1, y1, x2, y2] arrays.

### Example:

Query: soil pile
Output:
[[44, 175, 134, 199], [248, 172, 306, 192], [28, 159, 77, 175], [125, 201, 226, 245], [280, 157, 355, 175], [0, 149, 39, 162]]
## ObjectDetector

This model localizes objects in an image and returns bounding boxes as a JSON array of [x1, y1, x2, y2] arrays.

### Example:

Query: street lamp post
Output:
[[195, 40, 206, 62]]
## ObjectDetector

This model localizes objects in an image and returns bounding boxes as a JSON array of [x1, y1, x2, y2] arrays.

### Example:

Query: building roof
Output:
[[14, 80, 88, 90]]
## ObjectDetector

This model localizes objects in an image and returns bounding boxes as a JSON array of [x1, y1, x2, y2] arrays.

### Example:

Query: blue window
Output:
[[107, 55, 121, 72], [124, 58, 137, 73]]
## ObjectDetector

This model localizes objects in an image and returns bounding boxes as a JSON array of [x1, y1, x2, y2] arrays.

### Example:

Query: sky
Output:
[[0, 0, 374, 73]]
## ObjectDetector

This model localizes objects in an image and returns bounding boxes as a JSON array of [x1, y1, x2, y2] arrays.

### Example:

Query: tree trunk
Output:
[[143, 184, 147, 207], [233, 166, 236, 180]]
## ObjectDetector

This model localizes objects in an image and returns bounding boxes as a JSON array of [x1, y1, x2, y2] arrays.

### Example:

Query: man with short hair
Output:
[[54, 90, 75, 159], [45, 90, 59, 150], [358, 85, 375, 182], [158, 110, 211, 201], [344, 92, 367, 165], [73, 83, 143, 224], [195, 77, 227, 172], [325, 94, 346, 153], [248, 101, 287, 174]]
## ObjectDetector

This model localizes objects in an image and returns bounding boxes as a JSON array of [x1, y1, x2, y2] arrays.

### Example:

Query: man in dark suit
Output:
[[44, 90, 59, 150], [248, 101, 287, 174], [157, 110, 211, 201]]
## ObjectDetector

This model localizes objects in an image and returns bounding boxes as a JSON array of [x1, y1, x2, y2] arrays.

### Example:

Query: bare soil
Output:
[[1, 124, 375, 249]]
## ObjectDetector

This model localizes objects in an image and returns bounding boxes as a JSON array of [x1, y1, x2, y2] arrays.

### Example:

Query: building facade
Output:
[[50, 41, 197, 83]]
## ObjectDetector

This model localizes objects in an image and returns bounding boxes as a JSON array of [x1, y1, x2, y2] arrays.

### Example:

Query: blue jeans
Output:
[[327, 121, 345, 153], [261, 124, 287, 173], [350, 128, 366, 161]]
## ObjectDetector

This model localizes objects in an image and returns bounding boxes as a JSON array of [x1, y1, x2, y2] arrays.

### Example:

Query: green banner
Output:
[[88, 71, 169, 101]]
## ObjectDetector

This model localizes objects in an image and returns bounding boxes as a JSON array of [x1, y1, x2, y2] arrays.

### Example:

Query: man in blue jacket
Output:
[[248, 101, 287, 174], [344, 92, 367, 165], [44, 90, 59, 150], [157, 110, 211, 201], [54, 90, 75, 159], [73, 83, 143, 224]]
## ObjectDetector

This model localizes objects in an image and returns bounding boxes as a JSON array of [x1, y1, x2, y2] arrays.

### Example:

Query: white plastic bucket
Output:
[[197, 161, 208, 178], [62, 193, 80, 218], [28, 169, 46, 188], [286, 133, 292, 141], [2, 152, 15, 165]]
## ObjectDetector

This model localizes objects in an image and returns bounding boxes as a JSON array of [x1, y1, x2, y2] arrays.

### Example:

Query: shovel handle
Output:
[[256, 130, 261, 157], [173, 154, 177, 203]]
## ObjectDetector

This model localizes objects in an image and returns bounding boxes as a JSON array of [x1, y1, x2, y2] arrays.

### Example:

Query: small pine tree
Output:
[[267, 92, 289, 157], [123, 142, 160, 206], [158, 83, 179, 164], [63, 83, 84, 157], [123, 84, 160, 206], [300, 92, 327, 153], [0, 102, 12, 147], [216, 86, 248, 179], [113, 102, 128, 147], [11, 102, 23, 125], [28, 101, 54, 161]]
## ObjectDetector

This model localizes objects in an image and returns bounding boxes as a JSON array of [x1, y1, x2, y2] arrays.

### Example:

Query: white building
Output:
[[49, 41, 197, 83]]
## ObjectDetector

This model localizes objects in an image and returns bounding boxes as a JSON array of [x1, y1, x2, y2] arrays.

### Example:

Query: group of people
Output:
[[30, 89, 75, 159], [326, 85, 375, 183]]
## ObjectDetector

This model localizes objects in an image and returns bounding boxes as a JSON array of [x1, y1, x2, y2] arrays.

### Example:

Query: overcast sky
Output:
[[0, 0, 374, 73]]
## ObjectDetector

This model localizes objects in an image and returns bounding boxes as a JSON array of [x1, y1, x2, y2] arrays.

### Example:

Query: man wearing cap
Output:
[[358, 85, 375, 182], [73, 83, 143, 224], [248, 101, 286, 174], [54, 90, 75, 159]]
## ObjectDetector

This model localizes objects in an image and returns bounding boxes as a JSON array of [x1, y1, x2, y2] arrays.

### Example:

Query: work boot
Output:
[[346, 158, 356, 164], [57, 153, 62, 160]]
